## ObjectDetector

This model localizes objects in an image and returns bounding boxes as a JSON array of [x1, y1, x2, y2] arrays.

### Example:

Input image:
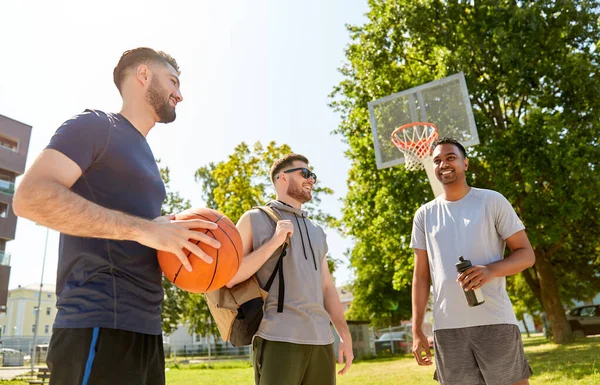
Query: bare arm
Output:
[[13, 149, 220, 270], [225, 212, 292, 288], [458, 230, 535, 291], [411, 248, 433, 366], [14, 149, 151, 240], [322, 257, 353, 375]]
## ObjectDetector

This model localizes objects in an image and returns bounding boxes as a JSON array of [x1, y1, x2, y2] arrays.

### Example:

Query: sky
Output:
[[0, 0, 370, 290]]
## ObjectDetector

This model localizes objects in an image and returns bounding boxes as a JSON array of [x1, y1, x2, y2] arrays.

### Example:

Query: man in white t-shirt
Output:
[[410, 137, 535, 385]]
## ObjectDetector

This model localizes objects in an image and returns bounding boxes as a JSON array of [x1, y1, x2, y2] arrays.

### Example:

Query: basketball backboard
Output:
[[369, 72, 479, 197], [368, 72, 479, 170]]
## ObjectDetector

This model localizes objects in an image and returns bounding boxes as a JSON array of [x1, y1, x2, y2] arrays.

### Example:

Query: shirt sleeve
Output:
[[46, 109, 110, 173], [410, 206, 427, 250], [493, 192, 526, 240]]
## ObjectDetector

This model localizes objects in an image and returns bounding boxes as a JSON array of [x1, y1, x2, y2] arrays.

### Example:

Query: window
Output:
[[46, 307, 51, 316], [0, 172, 14, 195], [31, 324, 36, 334], [580, 307, 597, 317], [44, 325, 49, 334], [570, 308, 581, 316], [1, 325, 5, 335], [0, 135, 18, 151], [195, 334, 201, 342], [0, 203, 7, 219]]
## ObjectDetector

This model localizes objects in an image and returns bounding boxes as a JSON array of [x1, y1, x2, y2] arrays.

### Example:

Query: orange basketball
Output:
[[157, 208, 243, 293]]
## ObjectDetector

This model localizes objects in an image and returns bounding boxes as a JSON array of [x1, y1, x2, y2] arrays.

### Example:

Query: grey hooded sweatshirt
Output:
[[249, 200, 334, 345]]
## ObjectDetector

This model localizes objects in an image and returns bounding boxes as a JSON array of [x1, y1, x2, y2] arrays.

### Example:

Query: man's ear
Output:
[[279, 172, 288, 183], [136, 64, 151, 85]]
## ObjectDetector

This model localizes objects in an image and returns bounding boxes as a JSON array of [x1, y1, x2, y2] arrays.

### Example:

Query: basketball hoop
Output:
[[391, 122, 439, 171]]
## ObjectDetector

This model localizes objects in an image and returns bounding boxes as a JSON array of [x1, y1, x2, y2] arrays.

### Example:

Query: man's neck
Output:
[[442, 182, 471, 202], [275, 196, 302, 209], [119, 103, 156, 137]]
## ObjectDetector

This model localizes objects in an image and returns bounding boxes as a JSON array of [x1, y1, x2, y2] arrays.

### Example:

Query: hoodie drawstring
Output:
[[293, 214, 308, 261], [293, 213, 318, 271], [302, 216, 318, 271], [274, 201, 319, 271]]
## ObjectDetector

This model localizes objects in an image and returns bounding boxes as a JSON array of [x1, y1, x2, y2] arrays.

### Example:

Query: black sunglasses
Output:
[[278, 167, 317, 182]]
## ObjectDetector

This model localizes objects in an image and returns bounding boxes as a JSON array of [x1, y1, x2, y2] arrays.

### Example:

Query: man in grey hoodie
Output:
[[226, 153, 353, 385]]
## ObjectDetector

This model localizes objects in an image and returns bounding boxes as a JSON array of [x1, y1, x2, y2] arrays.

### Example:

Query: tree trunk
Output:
[[533, 249, 573, 344], [521, 269, 543, 306], [521, 314, 530, 338]]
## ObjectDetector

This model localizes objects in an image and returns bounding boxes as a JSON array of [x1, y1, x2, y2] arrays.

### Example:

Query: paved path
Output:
[[0, 367, 29, 380]]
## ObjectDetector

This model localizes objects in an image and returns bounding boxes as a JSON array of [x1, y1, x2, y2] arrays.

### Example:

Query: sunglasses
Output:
[[278, 167, 317, 182]]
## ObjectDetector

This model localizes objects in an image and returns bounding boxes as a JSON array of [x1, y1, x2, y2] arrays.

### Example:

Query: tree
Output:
[[158, 162, 193, 335], [331, 0, 600, 343]]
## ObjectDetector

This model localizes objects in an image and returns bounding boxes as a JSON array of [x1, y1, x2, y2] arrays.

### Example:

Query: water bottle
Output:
[[455, 256, 485, 307]]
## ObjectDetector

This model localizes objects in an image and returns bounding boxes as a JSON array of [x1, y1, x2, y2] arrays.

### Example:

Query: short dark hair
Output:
[[432, 137, 467, 158], [113, 47, 180, 94], [270, 154, 309, 183]]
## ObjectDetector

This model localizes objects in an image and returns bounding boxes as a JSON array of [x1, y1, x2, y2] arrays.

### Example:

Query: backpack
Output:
[[205, 205, 289, 347]]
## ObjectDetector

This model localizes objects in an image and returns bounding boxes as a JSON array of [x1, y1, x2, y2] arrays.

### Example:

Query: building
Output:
[[166, 323, 217, 351], [337, 285, 353, 313], [0, 114, 32, 313], [0, 284, 56, 355], [0, 284, 56, 340]]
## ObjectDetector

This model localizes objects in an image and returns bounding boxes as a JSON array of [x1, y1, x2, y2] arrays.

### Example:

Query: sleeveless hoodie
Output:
[[249, 200, 334, 345]]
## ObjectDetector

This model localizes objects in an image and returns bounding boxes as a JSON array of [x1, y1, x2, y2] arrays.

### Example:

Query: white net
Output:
[[391, 123, 438, 171]]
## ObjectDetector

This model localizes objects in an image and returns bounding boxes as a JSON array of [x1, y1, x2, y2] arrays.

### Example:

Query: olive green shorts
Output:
[[253, 336, 335, 385]]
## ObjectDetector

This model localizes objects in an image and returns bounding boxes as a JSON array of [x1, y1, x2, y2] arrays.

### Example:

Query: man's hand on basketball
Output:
[[273, 220, 294, 244], [138, 216, 221, 271], [337, 335, 354, 375], [457, 264, 495, 291], [412, 330, 433, 366]]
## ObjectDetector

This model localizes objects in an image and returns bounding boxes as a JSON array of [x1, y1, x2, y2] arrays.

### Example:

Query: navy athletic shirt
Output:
[[46, 109, 166, 335]]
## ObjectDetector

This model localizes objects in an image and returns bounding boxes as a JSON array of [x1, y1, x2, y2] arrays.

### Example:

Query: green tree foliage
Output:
[[331, 0, 600, 343]]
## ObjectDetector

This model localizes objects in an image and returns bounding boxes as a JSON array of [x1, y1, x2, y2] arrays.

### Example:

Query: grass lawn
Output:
[[164, 336, 599, 385], [2, 336, 598, 384]]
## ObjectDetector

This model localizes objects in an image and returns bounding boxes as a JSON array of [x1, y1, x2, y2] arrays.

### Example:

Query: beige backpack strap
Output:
[[252, 204, 290, 313], [253, 205, 290, 246]]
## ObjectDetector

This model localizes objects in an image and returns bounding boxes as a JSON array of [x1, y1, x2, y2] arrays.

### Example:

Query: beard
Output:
[[146, 78, 176, 123], [436, 169, 461, 185], [287, 182, 312, 203]]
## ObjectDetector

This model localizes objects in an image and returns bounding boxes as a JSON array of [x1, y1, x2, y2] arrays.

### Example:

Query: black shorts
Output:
[[46, 328, 165, 385]]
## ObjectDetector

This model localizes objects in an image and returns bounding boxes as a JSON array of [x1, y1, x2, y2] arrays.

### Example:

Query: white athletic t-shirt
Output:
[[410, 188, 525, 331]]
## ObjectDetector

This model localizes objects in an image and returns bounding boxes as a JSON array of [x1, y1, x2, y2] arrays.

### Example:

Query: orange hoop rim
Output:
[[391, 122, 439, 156]]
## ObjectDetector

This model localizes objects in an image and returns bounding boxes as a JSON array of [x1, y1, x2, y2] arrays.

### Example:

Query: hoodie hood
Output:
[[267, 199, 307, 218], [266, 199, 317, 271]]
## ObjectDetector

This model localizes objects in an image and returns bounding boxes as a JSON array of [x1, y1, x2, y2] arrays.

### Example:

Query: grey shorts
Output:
[[433, 324, 533, 385]]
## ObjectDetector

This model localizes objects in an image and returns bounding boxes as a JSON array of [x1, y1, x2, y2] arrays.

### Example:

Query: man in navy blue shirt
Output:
[[13, 47, 219, 385]]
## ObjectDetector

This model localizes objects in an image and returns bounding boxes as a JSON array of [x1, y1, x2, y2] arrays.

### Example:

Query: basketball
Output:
[[157, 208, 243, 293]]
